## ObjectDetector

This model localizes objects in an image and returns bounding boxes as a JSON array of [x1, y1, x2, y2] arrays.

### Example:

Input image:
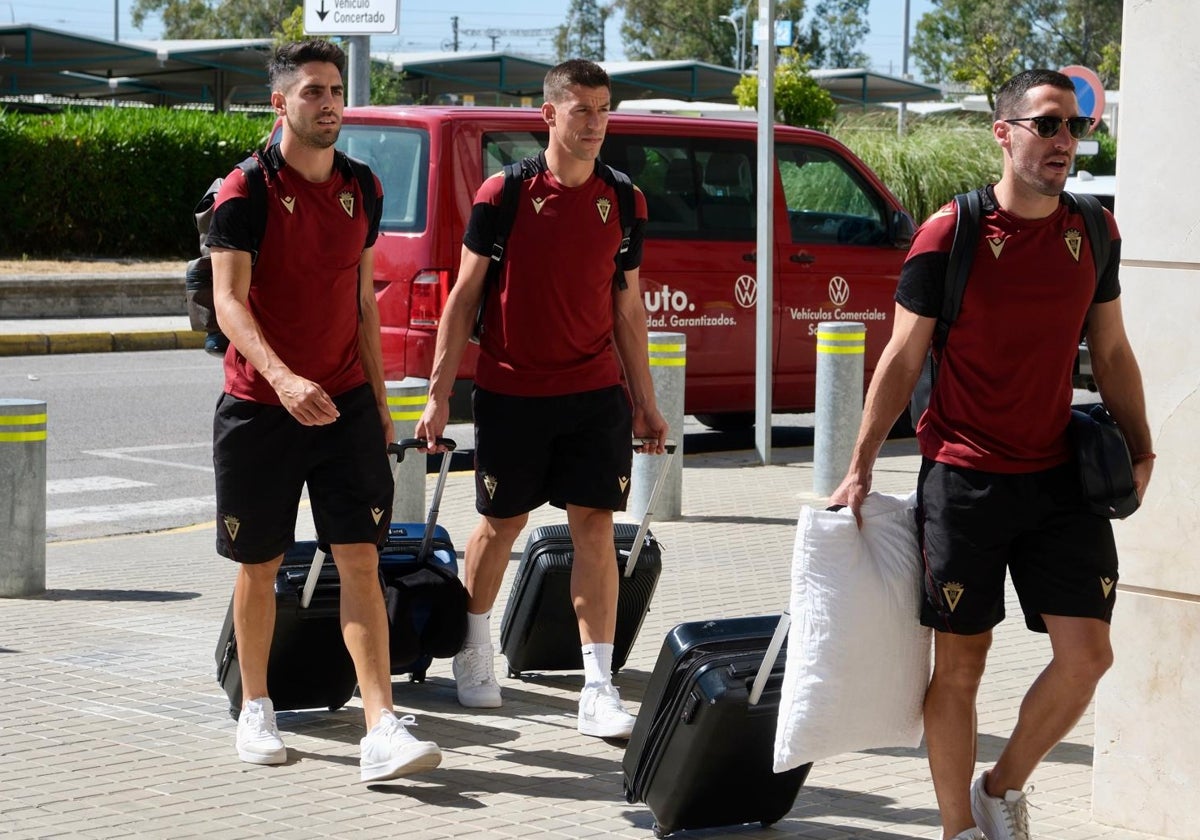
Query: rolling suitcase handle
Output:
[[621, 440, 677, 579], [749, 610, 791, 706], [301, 438, 457, 609], [388, 437, 457, 564]]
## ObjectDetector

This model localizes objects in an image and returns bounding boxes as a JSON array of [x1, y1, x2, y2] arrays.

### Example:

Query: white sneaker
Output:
[[452, 644, 502, 708], [951, 829, 988, 840], [577, 683, 636, 739], [971, 772, 1031, 840], [360, 709, 442, 783], [236, 697, 287, 765]]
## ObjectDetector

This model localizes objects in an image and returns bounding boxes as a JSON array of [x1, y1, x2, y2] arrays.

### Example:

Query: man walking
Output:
[[830, 69, 1154, 840], [208, 40, 441, 782], [416, 59, 668, 739]]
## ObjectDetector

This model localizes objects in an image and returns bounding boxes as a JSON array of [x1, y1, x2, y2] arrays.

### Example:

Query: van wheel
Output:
[[695, 412, 754, 432]]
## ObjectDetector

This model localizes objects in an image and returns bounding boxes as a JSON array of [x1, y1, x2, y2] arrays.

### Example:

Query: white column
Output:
[[1092, 3, 1200, 837]]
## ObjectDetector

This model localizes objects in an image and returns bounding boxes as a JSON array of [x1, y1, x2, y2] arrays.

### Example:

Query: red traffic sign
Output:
[[1060, 65, 1105, 129]]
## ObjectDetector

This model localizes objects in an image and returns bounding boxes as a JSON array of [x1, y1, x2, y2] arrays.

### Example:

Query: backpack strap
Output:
[[472, 153, 542, 342], [337, 150, 380, 251], [1061, 190, 1111, 340], [598, 162, 635, 291], [934, 188, 983, 348], [234, 154, 269, 265]]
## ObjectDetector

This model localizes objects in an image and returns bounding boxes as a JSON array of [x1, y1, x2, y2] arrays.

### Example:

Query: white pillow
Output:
[[773, 492, 931, 772]]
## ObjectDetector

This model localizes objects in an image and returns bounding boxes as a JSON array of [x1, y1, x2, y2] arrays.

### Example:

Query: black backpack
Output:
[[185, 149, 378, 355], [472, 151, 636, 341], [907, 189, 1111, 429]]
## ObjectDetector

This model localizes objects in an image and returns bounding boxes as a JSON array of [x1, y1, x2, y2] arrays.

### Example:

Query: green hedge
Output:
[[0, 108, 273, 258]]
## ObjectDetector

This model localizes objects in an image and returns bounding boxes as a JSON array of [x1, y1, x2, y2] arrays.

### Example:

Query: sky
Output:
[[6, 0, 936, 78]]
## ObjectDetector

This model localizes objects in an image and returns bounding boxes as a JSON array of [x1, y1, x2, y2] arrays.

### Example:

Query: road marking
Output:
[[83, 442, 214, 474], [47, 496, 216, 528], [47, 476, 154, 495]]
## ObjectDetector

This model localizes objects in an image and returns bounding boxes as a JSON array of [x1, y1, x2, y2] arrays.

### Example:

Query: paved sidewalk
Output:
[[0, 443, 1167, 840]]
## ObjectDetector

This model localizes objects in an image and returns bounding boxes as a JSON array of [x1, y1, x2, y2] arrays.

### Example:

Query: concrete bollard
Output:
[[813, 322, 865, 497], [385, 378, 429, 524], [1, 399, 47, 597], [629, 332, 685, 522]]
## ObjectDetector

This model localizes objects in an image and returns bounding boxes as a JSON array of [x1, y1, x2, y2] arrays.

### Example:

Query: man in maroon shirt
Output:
[[208, 40, 440, 783], [417, 59, 668, 740], [830, 69, 1153, 840]]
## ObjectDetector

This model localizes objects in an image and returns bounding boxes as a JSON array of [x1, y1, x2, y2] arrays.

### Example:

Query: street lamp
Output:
[[720, 9, 745, 73]]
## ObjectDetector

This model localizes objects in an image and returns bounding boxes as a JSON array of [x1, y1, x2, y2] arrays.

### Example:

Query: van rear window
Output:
[[337, 126, 429, 233]]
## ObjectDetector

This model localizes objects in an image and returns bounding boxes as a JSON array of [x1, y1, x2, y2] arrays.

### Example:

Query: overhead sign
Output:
[[1060, 64, 1105, 127], [304, 0, 398, 35]]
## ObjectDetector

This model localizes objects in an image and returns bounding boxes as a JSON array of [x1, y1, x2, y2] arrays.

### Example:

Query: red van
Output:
[[331, 107, 914, 429]]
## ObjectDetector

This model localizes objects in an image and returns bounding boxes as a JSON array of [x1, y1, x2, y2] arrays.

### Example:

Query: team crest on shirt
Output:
[[1100, 577, 1116, 598], [223, 515, 241, 542], [280, 196, 296, 214], [1064, 227, 1083, 262], [987, 234, 1008, 259], [338, 190, 355, 217], [532, 196, 547, 214], [942, 581, 965, 612], [482, 473, 498, 500], [596, 196, 613, 224]]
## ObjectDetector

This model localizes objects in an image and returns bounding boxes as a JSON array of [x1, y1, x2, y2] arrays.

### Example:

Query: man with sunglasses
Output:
[[830, 69, 1153, 840]]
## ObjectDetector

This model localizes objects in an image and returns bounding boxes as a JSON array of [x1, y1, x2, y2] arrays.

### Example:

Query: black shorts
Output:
[[213, 383, 393, 564], [917, 458, 1118, 634], [472, 385, 633, 518]]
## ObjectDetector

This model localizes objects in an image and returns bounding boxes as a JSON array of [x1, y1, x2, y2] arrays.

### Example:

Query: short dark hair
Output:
[[993, 69, 1077, 121], [268, 40, 346, 93], [544, 59, 610, 103]]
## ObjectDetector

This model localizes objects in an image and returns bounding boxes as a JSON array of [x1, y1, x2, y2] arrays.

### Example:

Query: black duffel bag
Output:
[[1068, 404, 1140, 519]]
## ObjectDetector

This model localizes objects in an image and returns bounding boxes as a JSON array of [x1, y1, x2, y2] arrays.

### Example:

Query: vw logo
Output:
[[734, 275, 757, 308], [828, 276, 850, 306]]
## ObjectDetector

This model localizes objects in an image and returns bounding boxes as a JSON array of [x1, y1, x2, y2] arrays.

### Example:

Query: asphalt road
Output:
[[0, 348, 1098, 542]]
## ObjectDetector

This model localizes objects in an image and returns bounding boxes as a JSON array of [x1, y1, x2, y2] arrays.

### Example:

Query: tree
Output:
[[807, 0, 870, 69], [616, 0, 806, 69], [733, 48, 837, 129], [912, 0, 1122, 103], [132, 0, 300, 39], [555, 0, 608, 61]]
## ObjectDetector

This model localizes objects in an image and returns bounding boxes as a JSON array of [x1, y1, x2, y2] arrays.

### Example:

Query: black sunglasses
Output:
[[1004, 115, 1095, 140]]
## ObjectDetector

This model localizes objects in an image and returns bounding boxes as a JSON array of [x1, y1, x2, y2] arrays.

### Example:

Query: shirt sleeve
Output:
[[1093, 210, 1121, 303], [364, 172, 384, 249], [894, 204, 956, 318], [618, 186, 649, 271], [204, 167, 256, 254], [462, 173, 503, 258]]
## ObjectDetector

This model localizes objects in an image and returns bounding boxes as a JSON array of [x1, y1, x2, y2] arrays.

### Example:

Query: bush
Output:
[[0, 107, 272, 258], [832, 111, 1002, 225]]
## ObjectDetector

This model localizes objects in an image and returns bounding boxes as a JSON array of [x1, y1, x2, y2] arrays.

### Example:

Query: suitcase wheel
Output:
[[409, 670, 427, 683], [507, 667, 521, 679], [228, 707, 239, 721], [652, 822, 668, 839]]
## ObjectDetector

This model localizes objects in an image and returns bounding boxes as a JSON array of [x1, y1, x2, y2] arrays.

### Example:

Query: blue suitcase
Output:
[[381, 438, 467, 681]]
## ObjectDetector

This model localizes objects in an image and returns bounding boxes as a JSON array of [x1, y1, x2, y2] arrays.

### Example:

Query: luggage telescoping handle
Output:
[[621, 440, 677, 579], [748, 610, 791, 706], [388, 437, 457, 564]]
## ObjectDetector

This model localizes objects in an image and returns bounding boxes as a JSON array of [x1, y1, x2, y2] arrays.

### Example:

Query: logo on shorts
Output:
[[482, 473, 498, 500], [1100, 577, 1116, 598], [223, 515, 241, 542], [618, 476, 629, 492], [1064, 227, 1083, 262], [942, 581, 965, 612], [370, 507, 384, 525]]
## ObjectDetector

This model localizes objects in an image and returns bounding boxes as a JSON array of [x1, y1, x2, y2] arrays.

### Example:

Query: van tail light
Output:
[[408, 269, 451, 328]]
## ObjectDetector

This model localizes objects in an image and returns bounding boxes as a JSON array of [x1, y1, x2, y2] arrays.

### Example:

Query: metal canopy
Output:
[[0, 28, 943, 110], [0, 25, 271, 108]]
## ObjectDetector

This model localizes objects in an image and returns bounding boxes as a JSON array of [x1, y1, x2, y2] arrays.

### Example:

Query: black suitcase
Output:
[[499, 445, 675, 677], [621, 615, 812, 838], [380, 438, 467, 681], [214, 541, 359, 717]]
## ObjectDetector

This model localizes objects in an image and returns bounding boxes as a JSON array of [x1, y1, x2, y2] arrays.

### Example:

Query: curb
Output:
[[0, 330, 206, 357]]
